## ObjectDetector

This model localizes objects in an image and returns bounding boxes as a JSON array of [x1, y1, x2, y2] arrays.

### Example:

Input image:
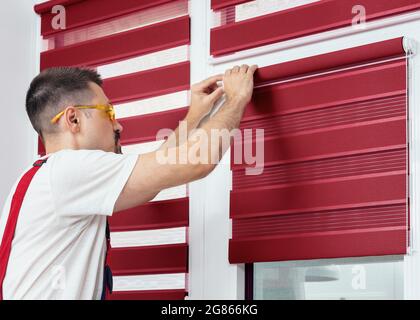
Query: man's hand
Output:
[[223, 64, 258, 106], [188, 74, 225, 123]]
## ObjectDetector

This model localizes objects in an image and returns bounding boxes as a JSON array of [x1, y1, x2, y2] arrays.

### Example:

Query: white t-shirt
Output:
[[0, 149, 138, 300]]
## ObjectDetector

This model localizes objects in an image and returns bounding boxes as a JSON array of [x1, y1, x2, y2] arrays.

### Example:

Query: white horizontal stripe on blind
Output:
[[113, 273, 186, 291], [111, 227, 186, 248], [98, 45, 189, 79], [122, 140, 165, 154], [109, 13, 188, 36], [152, 185, 187, 201], [235, 0, 321, 22], [115, 91, 190, 119]]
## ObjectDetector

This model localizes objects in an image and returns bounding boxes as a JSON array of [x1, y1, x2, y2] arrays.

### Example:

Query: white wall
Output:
[[0, 0, 39, 206]]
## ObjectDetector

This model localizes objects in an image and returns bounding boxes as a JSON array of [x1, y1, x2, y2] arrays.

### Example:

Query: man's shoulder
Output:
[[48, 149, 135, 171], [51, 149, 109, 157], [49, 149, 114, 162]]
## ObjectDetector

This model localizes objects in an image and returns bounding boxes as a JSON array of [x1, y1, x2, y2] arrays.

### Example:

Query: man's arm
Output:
[[158, 74, 224, 151], [114, 64, 257, 212]]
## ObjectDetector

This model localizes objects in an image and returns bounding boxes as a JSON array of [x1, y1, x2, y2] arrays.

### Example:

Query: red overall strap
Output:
[[101, 220, 113, 300], [0, 158, 47, 300]]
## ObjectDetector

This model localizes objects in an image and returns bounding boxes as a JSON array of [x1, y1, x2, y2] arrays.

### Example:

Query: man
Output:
[[0, 64, 257, 299]]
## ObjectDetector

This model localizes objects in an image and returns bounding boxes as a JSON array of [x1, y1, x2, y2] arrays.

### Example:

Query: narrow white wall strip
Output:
[[113, 273, 186, 291], [152, 185, 187, 201], [111, 227, 186, 248], [235, 0, 320, 22], [122, 140, 164, 155], [98, 45, 189, 79], [115, 90, 189, 119]]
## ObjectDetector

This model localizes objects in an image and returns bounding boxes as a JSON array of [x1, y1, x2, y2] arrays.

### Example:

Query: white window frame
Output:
[[188, 0, 245, 300]]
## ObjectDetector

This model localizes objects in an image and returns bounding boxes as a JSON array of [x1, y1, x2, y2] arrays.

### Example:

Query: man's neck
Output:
[[44, 141, 77, 155]]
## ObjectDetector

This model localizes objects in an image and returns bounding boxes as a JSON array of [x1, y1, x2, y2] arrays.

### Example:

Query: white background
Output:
[[0, 0, 40, 214]]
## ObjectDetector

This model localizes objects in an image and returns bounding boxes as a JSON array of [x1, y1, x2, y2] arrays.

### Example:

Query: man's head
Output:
[[26, 67, 123, 154]]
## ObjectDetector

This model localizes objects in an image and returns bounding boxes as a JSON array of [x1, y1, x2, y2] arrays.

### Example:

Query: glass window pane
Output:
[[254, 256, 404, 300]]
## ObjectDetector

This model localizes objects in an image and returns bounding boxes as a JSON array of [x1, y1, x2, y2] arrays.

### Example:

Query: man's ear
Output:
[[64, 107, 80, 132]]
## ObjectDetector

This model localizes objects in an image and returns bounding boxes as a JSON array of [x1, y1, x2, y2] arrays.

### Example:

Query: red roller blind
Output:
[[35, 0, 176, 36], [229, 38, 409, 264], [210, 0, 420, 56], [40, 16, 190, 70], [35, 0, 190, 300]]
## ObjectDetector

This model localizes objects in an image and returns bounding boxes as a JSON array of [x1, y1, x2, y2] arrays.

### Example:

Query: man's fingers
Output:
[[207, 86, 225, 103], [196, 74, 223, 91], [247, 64, 258, 75], [208, 83, 219, 93], [224, 64, 257, 77], [240, 64, 249, 73]]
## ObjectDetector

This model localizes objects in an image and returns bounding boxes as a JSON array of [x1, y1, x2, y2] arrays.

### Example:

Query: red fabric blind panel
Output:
[[103, 62, 190, 104], [110, 198, 189, 232], [229, 38, 409, 264], [246, 118, 406, 167], [230, 228, 407, 263], [244, 61, 406, 121], [38, 137, 46, 156], [35, 0, 176, 36], [108, 243, 188, 276], [119, 107, 189, 146], [40, 16, 190, 70], [210, 0, 420, 56], [109, 289, 187, 300], [232, 174, 406, 218], [253, 37, 407, 86]]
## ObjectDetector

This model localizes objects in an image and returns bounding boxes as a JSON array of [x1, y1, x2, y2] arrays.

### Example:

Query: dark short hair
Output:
[[25, 67, 103, 138]]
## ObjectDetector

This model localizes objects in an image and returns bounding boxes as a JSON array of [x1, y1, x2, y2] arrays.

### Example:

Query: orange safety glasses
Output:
[[50, 104, 116, 124]]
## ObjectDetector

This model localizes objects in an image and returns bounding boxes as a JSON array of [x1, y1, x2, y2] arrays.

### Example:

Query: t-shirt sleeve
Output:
[[50, 149, 138, 217]]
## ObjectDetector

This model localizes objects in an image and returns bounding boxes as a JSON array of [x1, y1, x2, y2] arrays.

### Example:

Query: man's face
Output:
[[80, 82, 123, 154]]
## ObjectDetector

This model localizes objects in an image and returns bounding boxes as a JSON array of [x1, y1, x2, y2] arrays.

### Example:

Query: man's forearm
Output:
[[158, 110, 203, 151], [189, 96, 248, 165], [203, 97, 245, 132]]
